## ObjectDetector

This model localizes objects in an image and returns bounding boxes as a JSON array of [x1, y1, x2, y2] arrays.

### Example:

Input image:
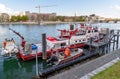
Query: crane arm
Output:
[[9, 28, 24, 40]]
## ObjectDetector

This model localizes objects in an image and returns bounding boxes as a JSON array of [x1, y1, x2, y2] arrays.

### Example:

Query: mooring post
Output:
[[116, 31, 119, 49], [105, 45, 107, 54], [108, 42, 110, 53], [110, 30, 115, 51], [90, 37, 93, 44], [108, 30, 111, 53], [42, 33, 47, 60], [113, 35, 115, 51], [107, 44, 109, 54], [89, 37, 93, 51]]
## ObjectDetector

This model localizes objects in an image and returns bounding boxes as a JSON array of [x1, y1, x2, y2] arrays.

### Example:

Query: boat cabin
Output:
[[46, 37, 69, 51]]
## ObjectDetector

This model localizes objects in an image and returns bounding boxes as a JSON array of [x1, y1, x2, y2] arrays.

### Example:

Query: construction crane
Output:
[[35, 5, 57, 24]]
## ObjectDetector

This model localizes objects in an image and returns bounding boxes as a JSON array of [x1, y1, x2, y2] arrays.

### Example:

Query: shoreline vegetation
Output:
[[0, 21, 85, 25]]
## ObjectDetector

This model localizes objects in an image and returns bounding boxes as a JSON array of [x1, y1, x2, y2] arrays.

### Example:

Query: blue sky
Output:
[[0, 0, 120, 18]]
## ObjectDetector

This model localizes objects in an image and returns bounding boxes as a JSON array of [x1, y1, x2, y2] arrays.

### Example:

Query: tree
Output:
[[49, 17, 57, 21], [57, 16, 65, 21], [76, 16, 86, 22], [10, 16, 17, 22], [10, 15, 28, 22], [21, 15, 28, 21], [16, 15, 21, 22]]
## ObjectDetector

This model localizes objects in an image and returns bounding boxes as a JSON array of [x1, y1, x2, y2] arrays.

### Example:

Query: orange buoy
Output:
[[64, 48, 70, 58]]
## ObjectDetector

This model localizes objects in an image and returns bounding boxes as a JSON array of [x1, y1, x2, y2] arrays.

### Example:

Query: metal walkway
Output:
[[48, 49, 120, 79]]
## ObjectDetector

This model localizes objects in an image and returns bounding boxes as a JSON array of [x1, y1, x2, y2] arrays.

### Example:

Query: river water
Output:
[[0, 23, 120, 79]]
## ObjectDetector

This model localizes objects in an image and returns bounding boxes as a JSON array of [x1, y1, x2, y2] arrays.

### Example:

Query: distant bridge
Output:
[[99, 20, 120, 23]]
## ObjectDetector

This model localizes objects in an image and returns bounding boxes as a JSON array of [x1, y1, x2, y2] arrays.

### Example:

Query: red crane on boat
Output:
[[9, 28, 26, 48]]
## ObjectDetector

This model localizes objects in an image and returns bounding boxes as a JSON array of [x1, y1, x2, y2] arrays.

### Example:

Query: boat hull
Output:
[[58, 52, 83, 65], [17, 43, 85, 61]]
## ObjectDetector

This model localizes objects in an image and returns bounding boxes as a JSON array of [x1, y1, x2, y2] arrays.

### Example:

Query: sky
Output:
[[0, 0, 120, 18]]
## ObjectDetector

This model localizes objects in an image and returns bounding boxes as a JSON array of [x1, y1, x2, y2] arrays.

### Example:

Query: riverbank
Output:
[[91, 59, 120, 79], [0, 21, 85, 25]]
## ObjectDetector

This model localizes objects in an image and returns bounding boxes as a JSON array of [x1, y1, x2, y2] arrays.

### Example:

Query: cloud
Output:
[[113, 5, 120, 12], [0, 3, 18, 15]]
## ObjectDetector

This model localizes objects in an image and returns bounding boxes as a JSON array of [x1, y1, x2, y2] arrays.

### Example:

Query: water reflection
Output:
[[3, 58, 36, 79], [3, 58, 21, 79], [3, 58, 50, 79]]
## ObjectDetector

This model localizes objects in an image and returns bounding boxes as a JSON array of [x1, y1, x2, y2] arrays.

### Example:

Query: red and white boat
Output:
[[9, 23, 100, 61], [47, 48, 83, 65], [0, 38, 18, 58]]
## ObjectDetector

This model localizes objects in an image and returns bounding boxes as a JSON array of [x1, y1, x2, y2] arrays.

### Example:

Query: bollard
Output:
[[42, 33, 47, 60], [116, 31, 119, 49]]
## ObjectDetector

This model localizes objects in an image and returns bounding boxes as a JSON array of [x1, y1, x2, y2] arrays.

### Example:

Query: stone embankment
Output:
[[0, 21, 85, 25]]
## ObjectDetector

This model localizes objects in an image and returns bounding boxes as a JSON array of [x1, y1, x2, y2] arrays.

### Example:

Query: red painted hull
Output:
[[58, 52, 83, 65], [18, 43, 85, 61]]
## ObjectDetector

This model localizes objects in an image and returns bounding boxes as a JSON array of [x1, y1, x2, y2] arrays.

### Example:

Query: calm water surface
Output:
[[0, 23, 120, 79]]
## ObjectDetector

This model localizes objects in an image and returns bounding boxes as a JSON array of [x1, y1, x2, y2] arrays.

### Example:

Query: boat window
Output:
[[54, 44, 60, 48], [61, 42, 66, 47], [95, 30, 98, 32], [79, 40, 81, 42], [70, 25, 74, 30], [83, 31, 86, 34], [75, 40, 77, 43], [88, 30, 90, 33]]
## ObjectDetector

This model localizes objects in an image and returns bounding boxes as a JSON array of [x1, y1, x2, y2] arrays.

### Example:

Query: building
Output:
[[64, 16, 74, 22], [19, 11, 24, 16], [88, 14, 100, 23], [25, 11, 56, 22], [0, 13, 9, 22]]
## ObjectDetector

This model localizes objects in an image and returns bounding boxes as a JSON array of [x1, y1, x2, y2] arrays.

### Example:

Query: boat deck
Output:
[[84, 41, 108, 47], [60, 49, 82, 60], [19, 43, 43, 55], [69, 49, 82, 56], [39, 48, 98, 77]]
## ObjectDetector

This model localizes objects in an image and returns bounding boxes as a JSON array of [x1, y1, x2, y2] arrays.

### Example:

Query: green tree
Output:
[[49, 17, 57, 21], [10, 15, 28, 22], [76, 16, 86, 22], [21, 15, 28, 21], [57, 16, 65, 21], [10, 16, 17, 22], [16, 15, 21, 22]]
